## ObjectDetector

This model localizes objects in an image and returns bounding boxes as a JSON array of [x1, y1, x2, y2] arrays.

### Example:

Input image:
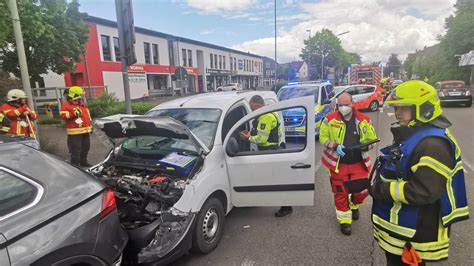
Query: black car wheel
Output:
[[191, 197, 224, 254], [369, 101, 379, 112]]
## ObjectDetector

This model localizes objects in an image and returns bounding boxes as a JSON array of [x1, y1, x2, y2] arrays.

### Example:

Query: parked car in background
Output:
[[216, 83, 242, 91], [334, 84, 384, 112], [435, 80, 472, 107], [91, 91, 315, 265], [277, 81, 335, 137], [0, 135, 127, 265]]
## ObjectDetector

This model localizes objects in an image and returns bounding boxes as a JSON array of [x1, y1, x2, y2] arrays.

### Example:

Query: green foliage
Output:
[[38, 117, 62, 125], [0, 0, 89, 81], [403, 0, 473, 84], [0, 71, 22, 100], [300, 28, 356, 80], [88, 93, 155, 118], [385, 54, 402, 78]]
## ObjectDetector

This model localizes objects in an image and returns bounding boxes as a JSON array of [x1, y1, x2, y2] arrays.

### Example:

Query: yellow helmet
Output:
[[68, 86, 84, 100], [7, 89, 27, 102], [385, 80, 442, 124]]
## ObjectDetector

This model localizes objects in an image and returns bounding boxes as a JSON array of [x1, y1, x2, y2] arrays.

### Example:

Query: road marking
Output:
[[463, 161, 473, 173], [241, 258, 256, 266]]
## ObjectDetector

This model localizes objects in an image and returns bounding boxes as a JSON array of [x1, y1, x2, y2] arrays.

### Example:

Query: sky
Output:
[[79, 0, 456, 64]]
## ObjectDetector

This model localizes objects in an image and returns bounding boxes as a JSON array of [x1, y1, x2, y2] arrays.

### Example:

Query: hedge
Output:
[[88, 93, 155, 118]]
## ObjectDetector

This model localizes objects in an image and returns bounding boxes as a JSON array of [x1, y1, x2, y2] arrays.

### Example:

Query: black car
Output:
[[436, 80, 472, 107], [0, 135, 128, 265]]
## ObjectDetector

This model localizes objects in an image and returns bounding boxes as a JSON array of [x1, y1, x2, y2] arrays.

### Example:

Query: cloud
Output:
[[200, 28, 216, 35], [186, 0, 257, 13], [232, 0, 455, 63]]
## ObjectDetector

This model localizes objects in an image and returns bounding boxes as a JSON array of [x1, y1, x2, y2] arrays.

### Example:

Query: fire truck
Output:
[[349, 64, 382, 85]]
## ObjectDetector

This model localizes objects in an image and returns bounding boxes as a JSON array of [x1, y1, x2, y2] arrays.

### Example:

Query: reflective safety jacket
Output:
[[0, 112, 10, 134], [372, 127, 469, 261], [319, 109, 377, 173], [1, 102, 38, 137], [250, 112, 282, 150], [60, 100, 92, 135]]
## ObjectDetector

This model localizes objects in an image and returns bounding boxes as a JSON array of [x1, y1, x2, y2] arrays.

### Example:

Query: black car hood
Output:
[[93, 114, 209, 154]]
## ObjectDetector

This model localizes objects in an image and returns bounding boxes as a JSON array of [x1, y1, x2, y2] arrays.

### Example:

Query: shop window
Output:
[[144, 42, 151, 64], [182, 49, 187, 66], [152, 44, 159, 64], [223, 56, 226, 69], [101, 35, 112, 61], [230, 57, 233, 70], [188, 50, 192, 67], [210, 54, 213, 68], [234, 58, 237, 71], [219, 55, 222, 69], [113, 37, 120, 62], [214, 54, 217, 69]]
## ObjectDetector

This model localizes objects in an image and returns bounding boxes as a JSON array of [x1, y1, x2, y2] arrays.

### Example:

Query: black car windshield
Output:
[[146, 108, 222, 149], [278, 86, 319, 103]]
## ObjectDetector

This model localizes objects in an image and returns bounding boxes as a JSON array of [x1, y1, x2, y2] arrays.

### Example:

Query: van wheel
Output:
[[369, 101, 379, 111], [232, 89, 236, 91], [217, 89, 222, 92], [192, 197, 225, 254]]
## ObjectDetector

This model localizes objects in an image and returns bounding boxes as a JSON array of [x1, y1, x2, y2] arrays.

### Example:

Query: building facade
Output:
[[262, 56, 278, 86], [43, 16, 263, 100]]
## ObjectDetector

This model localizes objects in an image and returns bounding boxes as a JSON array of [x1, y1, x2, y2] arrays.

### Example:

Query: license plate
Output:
[[449, 92, 462, 96]]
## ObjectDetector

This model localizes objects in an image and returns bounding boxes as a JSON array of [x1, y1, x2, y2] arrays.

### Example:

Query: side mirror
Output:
[[226, 136, 239, 156]]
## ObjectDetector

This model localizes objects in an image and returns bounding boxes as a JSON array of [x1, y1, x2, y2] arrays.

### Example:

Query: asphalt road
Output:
[[176, 105, 474, 265]]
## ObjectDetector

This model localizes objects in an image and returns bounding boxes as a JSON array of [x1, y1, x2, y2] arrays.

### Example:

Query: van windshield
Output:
[[278, 86, 319, 102]]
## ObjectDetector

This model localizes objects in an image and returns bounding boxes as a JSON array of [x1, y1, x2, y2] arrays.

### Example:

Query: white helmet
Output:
[[7, 89, 27, 102]]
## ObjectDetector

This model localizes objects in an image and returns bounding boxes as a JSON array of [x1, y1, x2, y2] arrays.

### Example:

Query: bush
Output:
[[88, 93, 155, 118], [38, 117, 62, 125]]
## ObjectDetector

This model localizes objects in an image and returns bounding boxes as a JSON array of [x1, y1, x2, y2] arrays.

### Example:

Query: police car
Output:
[[277, 81, 335, 137], [91, 91, 316, 265]]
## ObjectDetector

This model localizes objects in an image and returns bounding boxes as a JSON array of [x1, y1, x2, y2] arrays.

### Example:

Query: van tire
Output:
[[191, 197, 225, 254]]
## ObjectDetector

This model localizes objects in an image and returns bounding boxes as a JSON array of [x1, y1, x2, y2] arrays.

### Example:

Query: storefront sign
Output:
[[128, 64, 146, 73], [129, 73, 146, 83], [206, 69, 233, 75]]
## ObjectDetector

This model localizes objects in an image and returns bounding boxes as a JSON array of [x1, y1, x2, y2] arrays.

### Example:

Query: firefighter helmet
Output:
[[385, 80, 442, 124], [7, 89, 27, 102], [68, 86, 84, 100]]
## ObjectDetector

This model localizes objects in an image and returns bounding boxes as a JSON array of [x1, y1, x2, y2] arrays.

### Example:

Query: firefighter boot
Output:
[[340, 223, 352, 235], [352, 209, 360, 220]]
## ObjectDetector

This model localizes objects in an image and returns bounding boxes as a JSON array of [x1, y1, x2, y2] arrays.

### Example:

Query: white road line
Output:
[[463, 161, 473, 172]]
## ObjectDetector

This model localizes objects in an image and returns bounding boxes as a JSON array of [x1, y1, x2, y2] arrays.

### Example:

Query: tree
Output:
[[0, 0, 89, 84], [385, 53, 402, 78], [300, 28, 350, 80], [0, 71, 22, 100], [402, 0, 472, 84]]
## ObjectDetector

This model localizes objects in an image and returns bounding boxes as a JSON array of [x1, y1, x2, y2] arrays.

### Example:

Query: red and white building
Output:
[[42, 16, 264, 100]]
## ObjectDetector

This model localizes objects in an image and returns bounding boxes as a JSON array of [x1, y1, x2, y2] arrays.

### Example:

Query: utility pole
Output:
[[274, 0, 277, 85], [7, 0, 34, 110], [115, 0, 136, 114]]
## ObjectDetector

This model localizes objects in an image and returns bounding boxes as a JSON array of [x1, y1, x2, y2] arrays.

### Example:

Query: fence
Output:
[[31, 86, 108, 116]]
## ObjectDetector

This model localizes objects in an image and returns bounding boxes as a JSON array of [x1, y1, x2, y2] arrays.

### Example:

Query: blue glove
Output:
[[336, 144, 346, 157]]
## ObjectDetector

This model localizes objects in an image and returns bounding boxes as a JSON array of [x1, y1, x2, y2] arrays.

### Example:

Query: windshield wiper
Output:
[[144, 137, 173, 149]]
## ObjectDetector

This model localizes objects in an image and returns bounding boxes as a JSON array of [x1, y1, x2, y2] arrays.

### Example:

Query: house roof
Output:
[[280, 61, 305, 71], [85, 16, 263, 59]]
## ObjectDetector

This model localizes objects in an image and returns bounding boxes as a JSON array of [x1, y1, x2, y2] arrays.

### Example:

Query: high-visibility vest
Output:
[[372, 127, 469, 260], [319, 109, 377, 173], [60, 100, 92, 135], [250, 112, 282, 149], [0, 113, 10, 133]]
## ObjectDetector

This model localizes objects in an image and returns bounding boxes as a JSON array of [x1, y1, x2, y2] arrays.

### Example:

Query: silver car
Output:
[[0, 135, 128, 265]]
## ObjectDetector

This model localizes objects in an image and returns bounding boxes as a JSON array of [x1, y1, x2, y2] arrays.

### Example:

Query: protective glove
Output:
[[336, 144, 346, 157], [73, 107, 82, 117]]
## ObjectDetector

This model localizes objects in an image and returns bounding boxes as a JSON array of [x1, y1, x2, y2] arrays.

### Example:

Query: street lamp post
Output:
[[320, 31, 351, 80]]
